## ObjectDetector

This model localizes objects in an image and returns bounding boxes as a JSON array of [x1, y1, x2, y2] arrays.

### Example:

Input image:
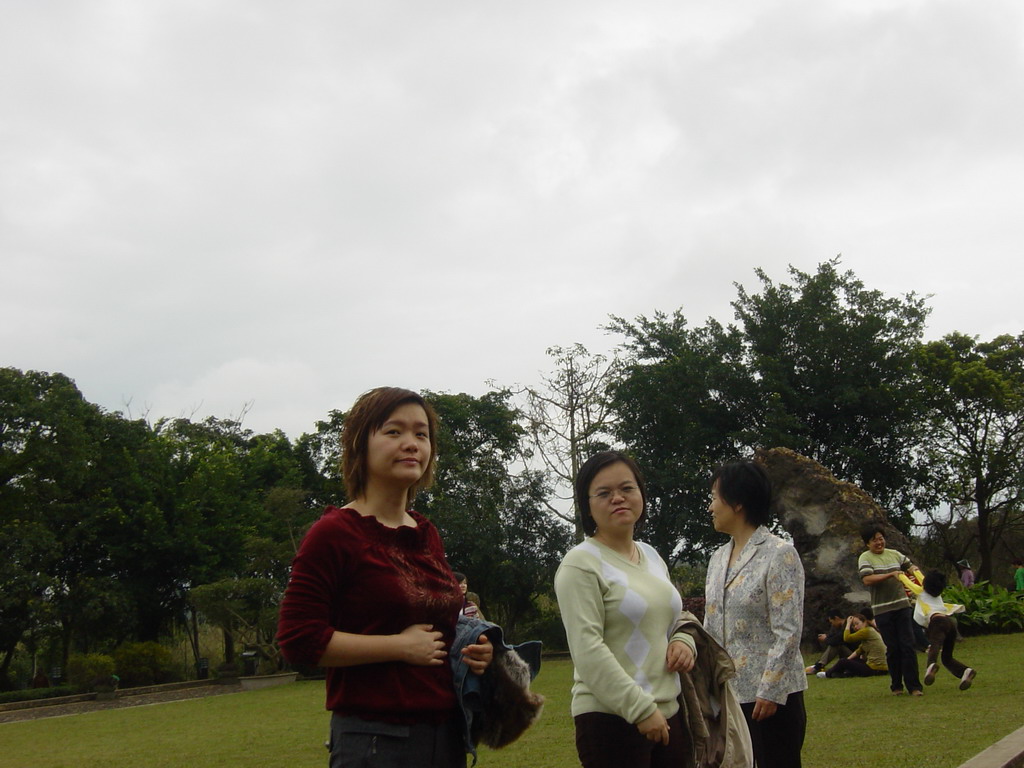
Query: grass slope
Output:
[[1, 634, 1020, 768]]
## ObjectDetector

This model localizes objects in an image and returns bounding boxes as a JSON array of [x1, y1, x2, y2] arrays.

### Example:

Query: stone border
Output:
[[958, 725, 1024, 768], [0, 679, 217, 714], [0, 692, 95, 713]]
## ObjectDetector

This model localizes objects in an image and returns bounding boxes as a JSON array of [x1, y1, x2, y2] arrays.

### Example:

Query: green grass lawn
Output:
[[2, 633, 1021, 768]]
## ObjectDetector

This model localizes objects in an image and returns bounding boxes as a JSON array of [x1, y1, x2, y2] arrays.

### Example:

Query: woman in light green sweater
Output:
[[554, 451, 697, 768]]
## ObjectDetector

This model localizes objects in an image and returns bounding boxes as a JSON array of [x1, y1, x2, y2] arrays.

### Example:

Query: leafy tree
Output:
[[295, 409, 346, 509], [0, 530, 54, 689], [731, 258, 932, 526], [514, 345, 619, 541], [417, 391, 572, 634], [190, 578, 280, 669], [82, 413, 182, 643], [605, 260, 933, 561], [160, 416, 310, 665], [158, 417, 261, 585], [917, 333, 1024, 581], [263, 486, 314, 556], [0, 368, 105, 676], [606, 312, 750, 562]]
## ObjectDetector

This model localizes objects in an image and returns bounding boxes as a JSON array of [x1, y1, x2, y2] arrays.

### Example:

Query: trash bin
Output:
[[241, 651, 258, 677], [196, 658, 210, 680]]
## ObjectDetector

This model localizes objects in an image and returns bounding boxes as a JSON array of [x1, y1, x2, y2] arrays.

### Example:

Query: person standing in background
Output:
[[956, 560, 974, 588], [453, 571, 483, 619], [1013, 560, 1024, 592], [857, 523, 923, 697]]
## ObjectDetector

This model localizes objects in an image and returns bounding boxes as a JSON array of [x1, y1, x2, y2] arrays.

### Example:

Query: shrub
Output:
[[66, 654, 116, 692], [943, 581, 1024, 635], [114, 642, 176, 687]]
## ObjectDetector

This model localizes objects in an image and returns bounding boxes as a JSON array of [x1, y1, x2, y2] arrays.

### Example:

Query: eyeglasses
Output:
[[589, 485, 641, 502]]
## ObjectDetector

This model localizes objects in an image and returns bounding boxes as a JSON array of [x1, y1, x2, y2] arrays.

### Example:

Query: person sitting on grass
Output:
[[818, 614, 887, 679], [805, 608, 853, 675], [897, 569, 976, 691]]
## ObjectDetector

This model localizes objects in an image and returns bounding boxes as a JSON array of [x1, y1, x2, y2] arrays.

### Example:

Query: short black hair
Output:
[[861, 607, 874, 620], [860, 521, 885, 545], [923, 570, 947, 597], [575, 451, 647, 537], [452, 571, 466, 583], [710, 459, 772, 528], [827, 608, 844, 620]]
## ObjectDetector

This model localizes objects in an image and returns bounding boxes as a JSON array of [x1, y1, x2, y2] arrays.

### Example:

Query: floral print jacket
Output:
[[704, 526, 807, 705]]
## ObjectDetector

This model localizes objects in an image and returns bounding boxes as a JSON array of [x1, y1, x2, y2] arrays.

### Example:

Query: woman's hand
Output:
[[461, 633, 493, 675], [750, 697, 778, 721], [666, 639, 695, 673], [636, 710, 670, 744], [396, 624, 447, 666]]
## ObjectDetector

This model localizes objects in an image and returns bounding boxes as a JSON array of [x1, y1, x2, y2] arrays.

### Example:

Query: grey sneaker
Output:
[[816, 670, 827, 679], [959, 668, 976, 691], [924, 663, 938, 685]]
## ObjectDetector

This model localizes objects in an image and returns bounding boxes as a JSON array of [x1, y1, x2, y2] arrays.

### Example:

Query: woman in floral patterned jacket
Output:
[[704, 459, 807, 768]]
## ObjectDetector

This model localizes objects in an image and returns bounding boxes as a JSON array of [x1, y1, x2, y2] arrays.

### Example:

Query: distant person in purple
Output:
[[956, 560, 974, 588]]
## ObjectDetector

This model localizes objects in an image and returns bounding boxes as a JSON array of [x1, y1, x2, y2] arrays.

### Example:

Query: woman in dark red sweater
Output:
[[277, 387, 493, 767]]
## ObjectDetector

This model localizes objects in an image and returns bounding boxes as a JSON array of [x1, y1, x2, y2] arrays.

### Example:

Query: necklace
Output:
[[594, 534, 640, 564]]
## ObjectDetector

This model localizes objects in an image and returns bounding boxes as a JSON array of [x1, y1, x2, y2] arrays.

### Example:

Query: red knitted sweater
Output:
[[277, 506, 462, 724]]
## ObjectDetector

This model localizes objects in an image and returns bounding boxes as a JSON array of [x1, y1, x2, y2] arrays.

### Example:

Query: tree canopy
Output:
[[916, 332, 1024, 581], [606, 260, 937, 563]]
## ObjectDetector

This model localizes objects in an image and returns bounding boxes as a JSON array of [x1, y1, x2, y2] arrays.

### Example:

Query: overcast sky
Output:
[[3, 0, 1022, 439]]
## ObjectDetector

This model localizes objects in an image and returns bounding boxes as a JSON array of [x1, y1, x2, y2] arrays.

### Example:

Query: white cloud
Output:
[[2, 0, 1022, 437]]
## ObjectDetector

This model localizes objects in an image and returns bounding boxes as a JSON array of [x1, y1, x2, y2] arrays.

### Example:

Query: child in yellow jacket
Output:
[[898, 569, 976, 690]]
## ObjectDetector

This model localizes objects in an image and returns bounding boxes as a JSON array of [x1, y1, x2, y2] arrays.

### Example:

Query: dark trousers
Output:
[[328, 714, 465, 768], [825, 658, 886, 678], [574, 710, 690, 768], [813, 644, 853, 669], [740, 691, 805, 768], [926, 614, 968, 678], [875, 606, 922, 692]]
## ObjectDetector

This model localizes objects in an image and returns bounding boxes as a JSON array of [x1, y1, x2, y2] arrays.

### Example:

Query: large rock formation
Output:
[[754, 447, 914, 642]]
